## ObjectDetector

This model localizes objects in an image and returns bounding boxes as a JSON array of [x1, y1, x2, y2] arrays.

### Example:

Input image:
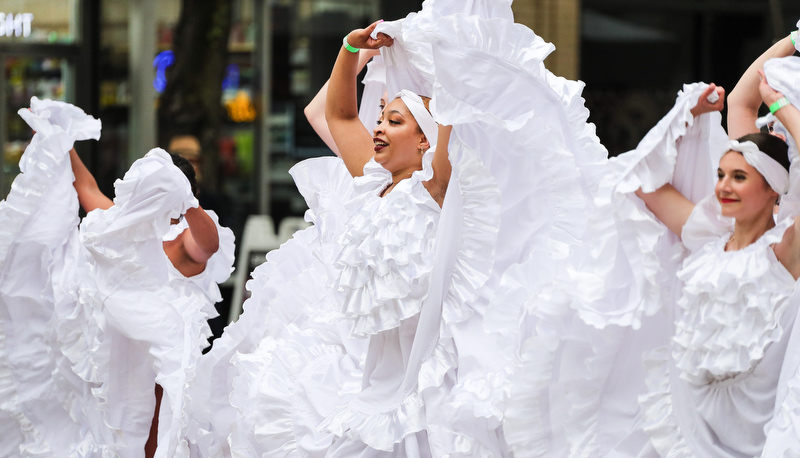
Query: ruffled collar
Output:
[[673, 213, 797, 385], [354, 149, 436, 197]]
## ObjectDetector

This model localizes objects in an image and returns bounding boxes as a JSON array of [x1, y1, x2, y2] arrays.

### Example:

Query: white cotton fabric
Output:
[[359, 54, 387, 131], [0, 98, 234, 458], [729, 139, 790, 194], [499, 82, 730, 457], [756, 56, 800, 142]]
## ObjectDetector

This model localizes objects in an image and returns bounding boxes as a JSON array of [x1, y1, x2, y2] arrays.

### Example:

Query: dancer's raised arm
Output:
[[635, 84, 725, 236], [763, 70, 800, 278], [728, 34, 796, 139], [305, 48, 380, 157], [69, 148, 114, 212], [164, 205, 219, 272], [326, 21, 392, 177]]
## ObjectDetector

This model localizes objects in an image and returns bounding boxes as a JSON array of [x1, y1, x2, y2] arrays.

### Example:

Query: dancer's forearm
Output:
[[69, 148, 113, 212], [326, 22, 392, 177], [307, 49, 379, 157]]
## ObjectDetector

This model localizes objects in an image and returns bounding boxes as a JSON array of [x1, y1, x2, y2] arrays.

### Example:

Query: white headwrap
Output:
[[728, 140, 790, 194], [396, 89, 438, 147]]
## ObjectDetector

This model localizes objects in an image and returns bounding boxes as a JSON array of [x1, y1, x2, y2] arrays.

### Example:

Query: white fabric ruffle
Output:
[[69, 149, 202, 458], [674, 197, 797, 385], [764, 356, 800, 457], [188, 157, 364, 457], [334, 151, 440, 338], [0, 98, 107, 457], [228, 326, 363, 458], [572, 82, 723, 330], [638, 347, 693, 457], [1, 97, 217, 458], [500, 80, 729, 457]]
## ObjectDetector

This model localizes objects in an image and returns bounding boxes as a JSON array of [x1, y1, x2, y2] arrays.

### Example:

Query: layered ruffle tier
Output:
[[185, 157, 366, 456], [0, 98, 225, 457], [334, 155, 440, 339], [500, 82, 734, 456]]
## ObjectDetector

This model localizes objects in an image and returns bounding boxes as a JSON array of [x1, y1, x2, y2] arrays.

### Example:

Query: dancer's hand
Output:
[[690, 83, 725, 116], [346, 20, 394, 50], [757, 69, 784, 107]]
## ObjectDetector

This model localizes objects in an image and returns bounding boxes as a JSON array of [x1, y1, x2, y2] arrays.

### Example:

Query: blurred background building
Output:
[[2, 0, 799, 335]]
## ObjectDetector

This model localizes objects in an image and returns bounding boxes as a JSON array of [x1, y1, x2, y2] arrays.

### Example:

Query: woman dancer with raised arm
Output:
[[204, 0, 614, 454], [546, 48, 800, 457], [0, 98, 233, 458]]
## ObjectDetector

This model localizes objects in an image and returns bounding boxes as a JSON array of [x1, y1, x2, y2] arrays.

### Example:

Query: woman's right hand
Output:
[[346, 20, 394, 50], [690, 83, 725, 117], [757, 69, 784, 107]]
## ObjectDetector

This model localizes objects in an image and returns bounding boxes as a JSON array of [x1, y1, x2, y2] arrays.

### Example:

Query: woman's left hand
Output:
[[346, 20, 394, 50]]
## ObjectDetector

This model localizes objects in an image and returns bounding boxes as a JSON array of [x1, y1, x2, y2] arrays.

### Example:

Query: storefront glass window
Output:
[[0, 0, 76, 44]]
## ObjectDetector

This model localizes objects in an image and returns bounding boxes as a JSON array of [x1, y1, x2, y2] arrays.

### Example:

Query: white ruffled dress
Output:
[[0, 98, 234, 458], [633, 197, 798, 457], [568, 84, 800, 456], [200, 151, 446, 457], [202, 1, 616, 457]]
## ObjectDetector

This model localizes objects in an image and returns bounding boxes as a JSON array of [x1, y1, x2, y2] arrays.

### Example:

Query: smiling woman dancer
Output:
[[585, 63, 800, 457], [224, 17, 456, 455], [193, 0, 612, 455]]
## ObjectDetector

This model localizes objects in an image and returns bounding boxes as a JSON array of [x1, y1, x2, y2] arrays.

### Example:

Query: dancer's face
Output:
[[715, 151, 778, 220], [372, 98, 428, 174]]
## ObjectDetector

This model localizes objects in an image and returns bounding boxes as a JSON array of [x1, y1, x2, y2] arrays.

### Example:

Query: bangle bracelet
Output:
[[770, 97, 790, 114], [343, 35, 359, 53]]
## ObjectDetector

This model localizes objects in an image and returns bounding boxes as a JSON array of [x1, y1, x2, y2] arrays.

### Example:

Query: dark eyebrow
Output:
[[388, 109, 405, 117], [718, 167, 748, 175]]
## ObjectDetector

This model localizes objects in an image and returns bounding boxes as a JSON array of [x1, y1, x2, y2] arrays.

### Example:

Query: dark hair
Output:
[[735, 133, 790, 172], [170, 152, 198, 197]]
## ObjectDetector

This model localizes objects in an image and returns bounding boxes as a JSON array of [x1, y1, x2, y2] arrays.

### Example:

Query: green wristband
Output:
[[343, 35, 359, 53], [792, 30, 798, 48], [770, 97, 790, 114]]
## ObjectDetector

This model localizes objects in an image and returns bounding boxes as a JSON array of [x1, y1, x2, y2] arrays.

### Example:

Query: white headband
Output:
[[729, 140, 790, 194], [396, 90, 438, 147]]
